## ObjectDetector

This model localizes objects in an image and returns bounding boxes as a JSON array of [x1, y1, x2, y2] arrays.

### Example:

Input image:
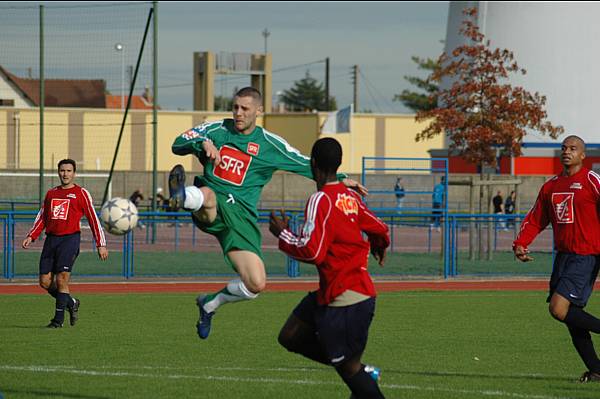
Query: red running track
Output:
[[0, 280, 565, 295]]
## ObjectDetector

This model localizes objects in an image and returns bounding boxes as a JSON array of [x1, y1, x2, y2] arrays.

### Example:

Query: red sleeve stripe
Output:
[[588, 171, 600, 196], [27, 206, 45, 238], [81, 188, 106, 247]]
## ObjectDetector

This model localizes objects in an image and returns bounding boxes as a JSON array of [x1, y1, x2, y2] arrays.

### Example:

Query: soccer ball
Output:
[[100, 197, 138, 235]]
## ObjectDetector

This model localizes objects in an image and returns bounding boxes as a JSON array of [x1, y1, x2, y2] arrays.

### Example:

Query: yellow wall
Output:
[[0, 108, 442, 174], [263, 113, 320, 156]]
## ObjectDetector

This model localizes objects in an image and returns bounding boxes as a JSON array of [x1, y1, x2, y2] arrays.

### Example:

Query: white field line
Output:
[[0, 364, 574, 399]]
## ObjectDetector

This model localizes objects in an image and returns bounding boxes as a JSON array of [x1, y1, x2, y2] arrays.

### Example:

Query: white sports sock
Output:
[[202, 278, 258, 313], [226, 278, 259, 299], [184, 186, 204, 211]]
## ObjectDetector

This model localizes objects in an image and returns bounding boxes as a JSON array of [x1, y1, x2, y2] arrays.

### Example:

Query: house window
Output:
[[0, 99, 15, 106]]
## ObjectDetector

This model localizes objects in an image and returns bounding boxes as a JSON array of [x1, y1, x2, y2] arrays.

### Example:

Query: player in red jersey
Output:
[[22, 159, 108, 328], [514, 135, 600, 382], [269, 138, 388, 398]]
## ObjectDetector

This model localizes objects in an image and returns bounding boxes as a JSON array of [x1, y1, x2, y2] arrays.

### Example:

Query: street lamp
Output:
[[114, 43, 124, 110], [261, 28, 270, 54]]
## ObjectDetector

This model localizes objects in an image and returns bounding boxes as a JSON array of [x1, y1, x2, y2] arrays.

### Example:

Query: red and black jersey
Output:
[[278, 182, 390, 305], [27, 184, 106, 248], [514, 167, 600, 255]]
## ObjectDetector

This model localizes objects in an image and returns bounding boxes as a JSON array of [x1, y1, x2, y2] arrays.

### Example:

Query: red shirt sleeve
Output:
[[278, 191, 332, 264], [80, 187, 106, 248], [513, 187, 551, 250], [352, 191, 390, 248], [27, 195, 48, 241]]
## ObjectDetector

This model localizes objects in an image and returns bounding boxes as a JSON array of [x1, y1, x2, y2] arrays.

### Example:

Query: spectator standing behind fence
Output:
[[431, 176, 445, 230], [505, 190, 516, 229], [394, 177, 405, 214], [129, 188, 145, 228], [493, 190, 507, 230], [152, 187, 169, 211]]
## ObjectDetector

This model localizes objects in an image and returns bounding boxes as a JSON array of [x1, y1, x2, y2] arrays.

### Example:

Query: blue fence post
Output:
[[286, 213, 300, 277], [192, 222, 196, 247], [3, 218, 6, 279], [427, 225, 432, 253], [452, 217, 458, 276], [145, 216, 150, 244], [390, 216, 395, 253], [122, 234, 128, 279], [129, 230, 134, 278], [8, 212, 14, 280], [174, 217, 179, 252]]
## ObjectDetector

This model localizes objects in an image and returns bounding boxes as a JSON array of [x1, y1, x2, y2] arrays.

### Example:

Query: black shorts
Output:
[[39, 233, 81, 275], [293, 291, 376, 366], [548, 252, 600, 307]]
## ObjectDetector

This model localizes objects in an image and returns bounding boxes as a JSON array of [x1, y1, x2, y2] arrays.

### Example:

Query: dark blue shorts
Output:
[[548, 252, 600, 307], [39, 233, 81, 275], [293, 291, 376, 366]]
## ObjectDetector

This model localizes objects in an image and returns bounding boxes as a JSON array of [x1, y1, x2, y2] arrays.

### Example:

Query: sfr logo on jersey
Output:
[[552, 192, 574, 224], [247, 142, 260, 156], [335, 193, 359, 216], [51, 199, 70, 220], [214, 145, 252, 186]]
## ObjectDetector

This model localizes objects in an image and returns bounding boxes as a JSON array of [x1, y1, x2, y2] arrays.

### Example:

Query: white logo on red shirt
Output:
[[51, 199, 70, 220], [552, 192, 574, 224], [213, 145, 252, 186], [67, 193, 76, 199], [247, 142, 260, 156], [570, 183, 582, 190]]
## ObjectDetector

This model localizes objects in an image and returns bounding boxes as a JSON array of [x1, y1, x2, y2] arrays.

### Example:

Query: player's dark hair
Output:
[[311, 137, 342, 175], [235, 87, 262, 103], [58, 158, 76, 172]]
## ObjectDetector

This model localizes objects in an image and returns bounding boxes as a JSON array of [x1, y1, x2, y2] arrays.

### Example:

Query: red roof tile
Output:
[[105, 94, 157, 110]]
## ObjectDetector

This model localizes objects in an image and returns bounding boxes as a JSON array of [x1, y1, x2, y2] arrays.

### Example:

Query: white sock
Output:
[[184, 186, 204, 211], [202, 278, 258, 313]]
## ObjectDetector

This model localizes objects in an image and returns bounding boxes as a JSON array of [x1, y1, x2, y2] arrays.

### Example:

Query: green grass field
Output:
[[1, 290, 599, 398], [11, 251, 555, 278]]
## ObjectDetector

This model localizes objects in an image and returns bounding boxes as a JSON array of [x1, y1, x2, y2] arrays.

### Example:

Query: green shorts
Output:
[[191, 191, 263, 269]]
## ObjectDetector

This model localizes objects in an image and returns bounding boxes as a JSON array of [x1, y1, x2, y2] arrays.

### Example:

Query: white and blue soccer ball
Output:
[[100, 197, 138, 236]]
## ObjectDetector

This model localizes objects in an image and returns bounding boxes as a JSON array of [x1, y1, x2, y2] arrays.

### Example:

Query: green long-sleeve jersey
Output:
[[172, 119, 341, 218]]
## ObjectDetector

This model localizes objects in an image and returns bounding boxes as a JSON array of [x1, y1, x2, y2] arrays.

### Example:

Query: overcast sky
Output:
[[1, 1, 450, 113]]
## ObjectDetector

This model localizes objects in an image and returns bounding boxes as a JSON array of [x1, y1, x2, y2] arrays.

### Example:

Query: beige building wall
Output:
[[318, 113, 443, 174], [0, 107, 441, 174], [263, 113, 320, 156]]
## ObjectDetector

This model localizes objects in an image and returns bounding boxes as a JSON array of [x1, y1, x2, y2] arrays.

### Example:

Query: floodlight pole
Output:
[[115, 43, 125, 110], [262, 28, 270, 54], [39, 5, 45, 207]]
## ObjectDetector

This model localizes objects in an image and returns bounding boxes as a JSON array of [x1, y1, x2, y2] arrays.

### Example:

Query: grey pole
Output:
[[39, 5, 45, 207]]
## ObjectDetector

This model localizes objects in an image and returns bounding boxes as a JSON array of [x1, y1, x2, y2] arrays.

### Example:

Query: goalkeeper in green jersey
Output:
[[169, 87, 367, 340]]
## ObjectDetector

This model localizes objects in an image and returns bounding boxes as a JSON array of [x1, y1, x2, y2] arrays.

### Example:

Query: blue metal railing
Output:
[[1, 210, 549, 281]]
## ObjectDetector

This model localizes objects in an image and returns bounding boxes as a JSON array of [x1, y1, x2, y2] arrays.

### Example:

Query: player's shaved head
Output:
[[562, 135, 586, 151], [312, 137, 342, 175], [235, 87, 262, 104]]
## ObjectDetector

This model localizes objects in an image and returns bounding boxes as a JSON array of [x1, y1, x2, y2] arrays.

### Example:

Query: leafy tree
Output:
[[415, 7, 564, 169], [281, 71, 337, 112], [394, 56, 440, 112]]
